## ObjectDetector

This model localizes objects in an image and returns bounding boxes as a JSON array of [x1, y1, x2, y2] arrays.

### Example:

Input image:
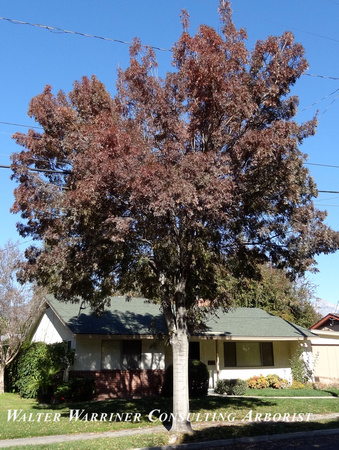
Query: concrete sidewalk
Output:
[[0, 414, 338, 449], [0, 425, 165, 448]]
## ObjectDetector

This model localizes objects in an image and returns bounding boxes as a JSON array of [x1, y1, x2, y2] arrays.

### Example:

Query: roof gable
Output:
[[311, 313, 339, 330]]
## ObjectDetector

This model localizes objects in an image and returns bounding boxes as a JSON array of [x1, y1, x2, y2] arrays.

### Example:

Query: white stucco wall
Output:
[[196, 340, 300, 388], [141, 340, 165, 370], [73, 336, 102, 371], [31, 308, 74, 347], [74, 336, 166, 371]]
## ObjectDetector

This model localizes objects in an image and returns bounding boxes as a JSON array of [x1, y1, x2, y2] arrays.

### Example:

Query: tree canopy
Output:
[[0, 241, 45, 394], [228, 264, 321, 328], [10, 1, 339, 433]]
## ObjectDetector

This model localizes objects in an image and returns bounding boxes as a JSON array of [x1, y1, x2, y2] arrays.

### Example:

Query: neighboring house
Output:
[[310, 313, 339, 384], [31, 295, 317, 398]]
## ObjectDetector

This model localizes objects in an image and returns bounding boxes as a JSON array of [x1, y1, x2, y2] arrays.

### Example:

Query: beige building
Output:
[[310, 313, 339, 385]]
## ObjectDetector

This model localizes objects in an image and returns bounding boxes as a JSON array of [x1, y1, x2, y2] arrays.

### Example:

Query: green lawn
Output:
[[0, 389, 339, 450], [0, 433, 170, 450], [243, 387, 339, 397], [1, 391, 339, 444]]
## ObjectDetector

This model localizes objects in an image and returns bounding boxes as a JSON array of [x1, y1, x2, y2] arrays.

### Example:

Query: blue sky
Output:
[[0, 0, 339, 308]]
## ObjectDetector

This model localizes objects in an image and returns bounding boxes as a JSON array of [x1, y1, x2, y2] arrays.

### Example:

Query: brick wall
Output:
[[69, 369, 165, 399]]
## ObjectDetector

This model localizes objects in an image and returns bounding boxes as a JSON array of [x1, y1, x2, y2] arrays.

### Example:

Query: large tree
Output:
[[11, 1, 339, 434], [228, 264, 321, 328], [0, 241, 45, 394]]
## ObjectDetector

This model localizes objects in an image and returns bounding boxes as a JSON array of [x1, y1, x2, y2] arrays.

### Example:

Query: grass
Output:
[[4, 420, 339, 449], [243, 387, 339, 397], [0, 394, 167, 440], [0, 433, 170, 449], [1, 391, 339, 447]]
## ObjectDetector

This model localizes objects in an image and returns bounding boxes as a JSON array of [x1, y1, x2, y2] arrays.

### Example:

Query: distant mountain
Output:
[[312, 298, 338, 317]]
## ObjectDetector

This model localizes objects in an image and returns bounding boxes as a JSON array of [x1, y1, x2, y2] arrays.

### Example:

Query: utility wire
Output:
[[299, 88, 339, 114], [234, 8, 339, 44], [305, 73, 339, 81], [318, 91, 339, 118], [2, 82, 339, 135], [0, 164, 70, 174], [1, 14, 339, 58], [0, 239, 34, 253], [0, 16, 171, 52], [2, 163, 339, 182], [0, 121, 42, 130], [305, 162, 339, 169]]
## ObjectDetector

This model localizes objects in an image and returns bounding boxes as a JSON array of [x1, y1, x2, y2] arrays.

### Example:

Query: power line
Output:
[[298, 87, 339, 117], [0, 121, 42, 130], [0, 16, 171, 52], [318, 91, 339, 118], [0, 164, 70, 174], [1, 14, 339, 65], [305, 73, 339, 81], [0, 19, 338, 88], [234, 8, 339, 44], [306, 162, 339, 169], [2, 163, 339, 185], [0, 239, 34, 254]]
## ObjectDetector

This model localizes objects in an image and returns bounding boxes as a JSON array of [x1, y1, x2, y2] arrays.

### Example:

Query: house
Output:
[[310, 313, 339, 384], [31, 295, 317, 398]]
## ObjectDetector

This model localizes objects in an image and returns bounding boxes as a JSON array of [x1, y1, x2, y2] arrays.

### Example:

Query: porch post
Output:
[[216, 340, 220, 381]]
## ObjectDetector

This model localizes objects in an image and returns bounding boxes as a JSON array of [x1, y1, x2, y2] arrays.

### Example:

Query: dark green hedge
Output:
[[162, 359, 209, 397], [214, 378, 247, 395], [9, 341, 74, 399]]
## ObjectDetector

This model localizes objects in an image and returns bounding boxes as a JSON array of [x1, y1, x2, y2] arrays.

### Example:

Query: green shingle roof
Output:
[[202, 307, 316, 338], [47, 296, 168, 335], [47, 296, 316, 339]]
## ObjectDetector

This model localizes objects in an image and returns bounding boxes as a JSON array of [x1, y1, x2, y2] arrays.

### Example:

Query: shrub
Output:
[[15, 342, 49, 398], [265, 374, 289, 389], [55, 377, 95, 402], [290, 380, 305, 389], [290, 346, 313, 384], [246, 375, 269, 389], [162, 360, 209, 397], [214, 379, 247, 396], [313, 381, 333, 390], [14, 341, 74, 400], [247, 374, 288, 389], [30, 365, 62, 405]]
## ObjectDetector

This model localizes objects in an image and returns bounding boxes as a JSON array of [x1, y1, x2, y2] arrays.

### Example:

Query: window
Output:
[[189, 342, 200, 360], [121, 340, 142, 369], [101, 340, 120, 369], [224, 342, 274, 367], [261, 342, 274, 366], [224, 342, 236, 367]]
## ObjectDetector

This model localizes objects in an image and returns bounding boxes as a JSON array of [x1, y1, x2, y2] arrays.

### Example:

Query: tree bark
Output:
[[170, 291, 193, 435], [0, 364, 5, 395], [170, 330, 192, 434]]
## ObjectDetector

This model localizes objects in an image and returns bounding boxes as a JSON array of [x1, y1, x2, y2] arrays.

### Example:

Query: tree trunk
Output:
[[171, 329, 192, 434], [170, 291, 193, 435], [0, 363, 5, 394]]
